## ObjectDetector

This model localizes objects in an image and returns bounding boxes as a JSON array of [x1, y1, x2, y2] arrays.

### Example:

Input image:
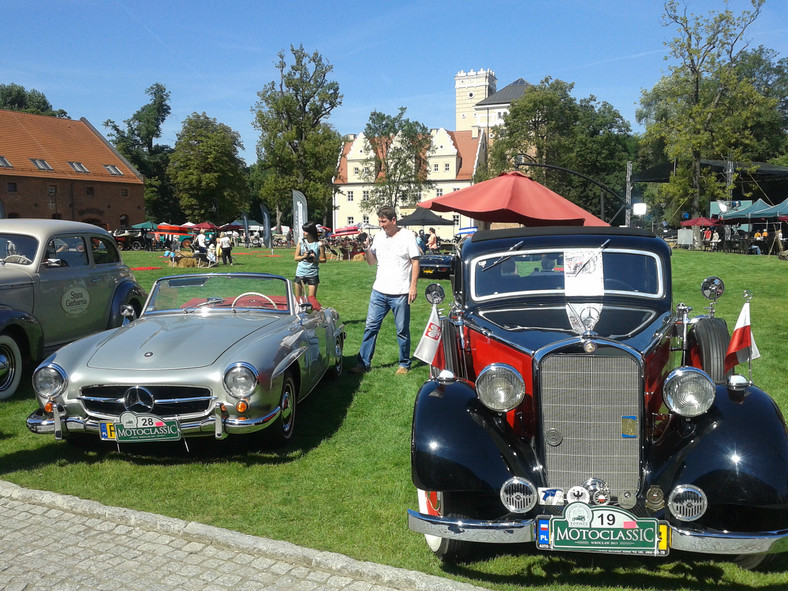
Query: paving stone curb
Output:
[[0, 480, 486, 591]]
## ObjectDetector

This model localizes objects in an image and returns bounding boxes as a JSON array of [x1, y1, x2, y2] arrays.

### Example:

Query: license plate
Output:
[[423, 268, 434, 274], [537, 502, 669, 556], [100, 411, 181, 443]]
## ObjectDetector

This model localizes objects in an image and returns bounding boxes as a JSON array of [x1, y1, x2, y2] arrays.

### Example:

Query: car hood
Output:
[[86, 313, 284, 370]]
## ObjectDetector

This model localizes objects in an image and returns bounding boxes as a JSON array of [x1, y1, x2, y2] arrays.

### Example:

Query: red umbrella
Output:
[[193, 221, 218, 230], [329, 225, 361, 238], [680, 217, 719, 227], [418, 171, 608, 227]]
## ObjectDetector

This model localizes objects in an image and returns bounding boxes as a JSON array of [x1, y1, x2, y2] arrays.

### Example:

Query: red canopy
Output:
[[193, 221, 218, 230], [418, 171, 608, 227], [680, 217, 718, 227]]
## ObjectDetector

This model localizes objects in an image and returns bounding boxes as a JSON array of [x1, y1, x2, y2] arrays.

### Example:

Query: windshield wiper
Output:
[[481, 241, 525, 272], [184, 296, 223, 312]]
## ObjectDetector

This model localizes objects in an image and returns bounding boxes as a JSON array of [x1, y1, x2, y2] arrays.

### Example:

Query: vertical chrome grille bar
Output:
[[539, 352, 641, 497]]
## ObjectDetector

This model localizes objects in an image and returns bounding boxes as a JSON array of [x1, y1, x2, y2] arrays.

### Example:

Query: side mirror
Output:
[[121, 304, 136, 326], [701, 276, 725, 301], [298, 301, 314, 314], [425, 283, 445, 305]]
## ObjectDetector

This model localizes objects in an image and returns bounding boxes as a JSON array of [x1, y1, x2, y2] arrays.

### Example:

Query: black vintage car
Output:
[[408, 226, 787, 568]]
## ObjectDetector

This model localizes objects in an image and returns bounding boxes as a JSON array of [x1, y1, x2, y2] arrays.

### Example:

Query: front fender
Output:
[[0, 306, 44, 363], [411, 379, 543, 494], [107, 281, 147, 328], [649, 383, 788, 531]]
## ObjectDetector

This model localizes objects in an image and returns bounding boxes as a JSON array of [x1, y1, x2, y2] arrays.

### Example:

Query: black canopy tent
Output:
[[397, 207, 455, 227], [632, 160, 788, 204]]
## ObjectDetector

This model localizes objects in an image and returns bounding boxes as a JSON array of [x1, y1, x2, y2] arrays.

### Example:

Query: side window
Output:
[[91, 236, 120, 265], [49, 236, 89, 267]]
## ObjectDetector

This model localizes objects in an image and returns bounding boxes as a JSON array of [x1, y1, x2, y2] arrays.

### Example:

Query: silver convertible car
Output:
[[26, 272, 344, 447]]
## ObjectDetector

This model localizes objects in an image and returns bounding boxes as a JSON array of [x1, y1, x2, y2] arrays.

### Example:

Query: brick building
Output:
[[0, 109, 145, 229]]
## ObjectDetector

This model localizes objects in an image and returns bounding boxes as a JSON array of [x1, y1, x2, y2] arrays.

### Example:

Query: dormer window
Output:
[[68, 161, 90, 173], [0, 156, 12, 168], [104, 164, 123, 175], [31, 158, 53, 171]]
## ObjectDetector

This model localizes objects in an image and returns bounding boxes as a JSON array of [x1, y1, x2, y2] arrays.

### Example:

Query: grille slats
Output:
[[78, 385, 213, 417], [539, 352, 641, 497]]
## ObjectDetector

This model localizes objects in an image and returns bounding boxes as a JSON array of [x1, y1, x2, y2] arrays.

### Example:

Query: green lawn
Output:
[[1, 246, 786, 590]]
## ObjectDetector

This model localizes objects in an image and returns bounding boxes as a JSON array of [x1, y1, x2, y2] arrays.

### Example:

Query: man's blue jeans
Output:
[[358, 289, 411, 370]]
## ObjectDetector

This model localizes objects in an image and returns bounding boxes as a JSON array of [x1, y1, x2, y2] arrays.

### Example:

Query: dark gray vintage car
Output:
[[27, 272, 344, 446], [0, 219, 146, 400], [408, 226, 787, 568]]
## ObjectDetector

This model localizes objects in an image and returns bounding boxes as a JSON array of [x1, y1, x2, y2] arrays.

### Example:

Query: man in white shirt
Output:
[[351, 206, 420, 375]]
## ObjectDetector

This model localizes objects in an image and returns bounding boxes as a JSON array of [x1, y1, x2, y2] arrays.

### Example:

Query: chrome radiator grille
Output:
[[78, 385, 213, 418], [539, 352, 641, 497]]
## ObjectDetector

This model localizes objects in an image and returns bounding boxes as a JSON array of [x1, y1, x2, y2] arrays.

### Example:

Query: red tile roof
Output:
[[446, 130, 480, 180], [0, 109, 143, 184]]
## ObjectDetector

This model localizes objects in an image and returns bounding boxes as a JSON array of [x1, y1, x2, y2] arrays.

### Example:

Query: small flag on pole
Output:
[[414, 306, 442, 365], [724, 302, 760, 373]]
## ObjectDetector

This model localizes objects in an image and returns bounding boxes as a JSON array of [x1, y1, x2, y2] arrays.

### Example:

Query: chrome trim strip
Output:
[[407, 509, 535, 544], [669, 525, 788, 555]]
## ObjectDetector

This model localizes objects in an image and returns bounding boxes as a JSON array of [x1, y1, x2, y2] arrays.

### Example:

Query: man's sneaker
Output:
[[395, 366, 409, 375], [349, 365, 369, 375]]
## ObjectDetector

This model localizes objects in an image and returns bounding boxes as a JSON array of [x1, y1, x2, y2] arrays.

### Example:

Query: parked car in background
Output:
[[27, 272, 344, 447], [417, 252, 453, 279], [0, 219, 146, 400], [112, 227, 147, 251], [408, 226, 787, 569]]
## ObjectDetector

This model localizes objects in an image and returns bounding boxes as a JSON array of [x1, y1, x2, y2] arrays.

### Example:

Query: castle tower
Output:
[[455, 69, 497, 133]]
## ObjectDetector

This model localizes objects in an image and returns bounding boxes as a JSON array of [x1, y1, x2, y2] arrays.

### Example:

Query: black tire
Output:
[[732, 552, 775, 570], [130, 240, 144, 251], [691, 317, 731, 384], [0, 334, 23, 400], [427, 492, 478, 563], [116, 242, 125, 251], [267, 372, 296, 446]]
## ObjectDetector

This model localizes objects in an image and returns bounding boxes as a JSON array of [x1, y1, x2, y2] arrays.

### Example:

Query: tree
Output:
[[104, 84, 179, 222], [168, 112, 248, 223], [252, 45, 343, 227], [488, 78, 632, 219], [0, 83, 68, 117], [359, 107, 433, 212], [637, 0, 773, 234]]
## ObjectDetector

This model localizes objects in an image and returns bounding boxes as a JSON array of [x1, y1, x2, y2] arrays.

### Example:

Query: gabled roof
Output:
[[445, 130, 481, 180], [475, 78, 529, 107], [0, 109, 143, 184]]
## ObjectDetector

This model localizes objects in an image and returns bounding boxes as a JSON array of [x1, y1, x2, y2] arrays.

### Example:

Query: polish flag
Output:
[[414, 306, 442, 365], [724, 302, 760, 373]]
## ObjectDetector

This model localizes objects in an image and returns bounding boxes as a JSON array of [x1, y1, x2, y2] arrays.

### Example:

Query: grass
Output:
[[1, 245, 786, 590]]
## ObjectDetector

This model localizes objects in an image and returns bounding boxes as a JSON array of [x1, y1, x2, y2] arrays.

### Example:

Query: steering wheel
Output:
[[231, 292, 277, 309]]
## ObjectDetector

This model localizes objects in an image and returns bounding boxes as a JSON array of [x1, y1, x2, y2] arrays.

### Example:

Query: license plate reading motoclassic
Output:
[[537, 502, 670, 556], [99, 412, 181, 443]]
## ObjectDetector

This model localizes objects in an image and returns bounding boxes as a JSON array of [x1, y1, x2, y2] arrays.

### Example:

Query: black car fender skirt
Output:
[[411, 379, 543, 494], [649, 384, 788, 530]]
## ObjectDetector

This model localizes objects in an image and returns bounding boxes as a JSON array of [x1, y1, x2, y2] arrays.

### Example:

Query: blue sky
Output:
[[5, 1, 787, 165]]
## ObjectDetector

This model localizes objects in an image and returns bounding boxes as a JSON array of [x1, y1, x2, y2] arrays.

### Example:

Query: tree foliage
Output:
[[253, 45, 342, 226], [488, 77, 632, 219], [168, 112, 248, 223], [104, 84, 179, 222], [0, 83, 68, 117], [637, 0, 777, 228], [360, 107, 433, 213]]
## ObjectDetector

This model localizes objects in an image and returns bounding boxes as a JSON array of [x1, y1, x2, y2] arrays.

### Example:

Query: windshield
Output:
[[471, 248, 663, 301], [0, 234, 38, 265], [145, 274, 292, 314]]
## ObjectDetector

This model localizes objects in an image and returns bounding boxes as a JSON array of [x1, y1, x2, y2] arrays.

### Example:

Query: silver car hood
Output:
[[86, 313, 283, 370]]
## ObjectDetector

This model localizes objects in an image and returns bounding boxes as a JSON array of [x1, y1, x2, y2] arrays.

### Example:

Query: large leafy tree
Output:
[[637, 0, 776, 232], [488, 77, 632, 219], [252, 45, 342, 227], [0, 83, 68, 117], [105, 83, 180, 222], [167, 112, 248, 223], [360, 107, 433, 212]]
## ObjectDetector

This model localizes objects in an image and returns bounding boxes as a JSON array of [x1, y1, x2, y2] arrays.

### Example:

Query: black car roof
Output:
[[469, 226, 656, 243]]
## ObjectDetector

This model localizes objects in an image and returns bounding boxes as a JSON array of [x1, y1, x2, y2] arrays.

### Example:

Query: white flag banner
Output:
[[414, 306, 442, 365]]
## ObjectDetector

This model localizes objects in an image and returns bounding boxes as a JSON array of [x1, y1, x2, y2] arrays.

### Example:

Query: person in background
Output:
[[195, 229, 207, 253], [294, 221, 327, 310], [219, 232, 233, 265], [427, 227, 438, 254], [416, 229, 427, 254], [350, 206, 420, 375]]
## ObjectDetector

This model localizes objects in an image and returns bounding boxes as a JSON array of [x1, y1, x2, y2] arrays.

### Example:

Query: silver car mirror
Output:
[[425, 283, 445, 305]]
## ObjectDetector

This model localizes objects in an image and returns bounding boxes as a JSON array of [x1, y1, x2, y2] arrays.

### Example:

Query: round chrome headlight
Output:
[[663, 367, 715, 417], [33, 364, 67, 398], [476, 363, 525, 412], [223, 363, 258, 398]]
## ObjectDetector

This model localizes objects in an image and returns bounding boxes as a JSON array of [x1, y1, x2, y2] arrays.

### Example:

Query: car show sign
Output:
[[537, 503, 669, 556]]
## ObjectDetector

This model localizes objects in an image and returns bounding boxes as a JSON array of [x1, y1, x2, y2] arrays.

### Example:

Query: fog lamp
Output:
[[235, 399, 249, 413], [663, 367, 715, 417]]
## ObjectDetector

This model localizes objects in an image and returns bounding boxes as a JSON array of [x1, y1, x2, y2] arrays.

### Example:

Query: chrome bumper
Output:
[[26, 404, 280, 440], [407, 510, 788, 555]]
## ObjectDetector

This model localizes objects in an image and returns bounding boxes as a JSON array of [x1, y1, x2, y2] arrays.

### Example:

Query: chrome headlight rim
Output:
[[476, 363, 526, 413], [222, 362, 259, 399], [663, 366, 716, 417], [32, 364, 68, 399]]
